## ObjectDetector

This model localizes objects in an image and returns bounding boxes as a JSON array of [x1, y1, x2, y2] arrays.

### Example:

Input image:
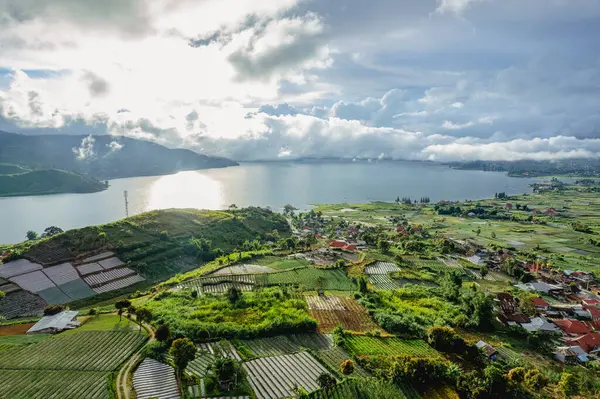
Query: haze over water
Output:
[[0, 161, 534, 244]]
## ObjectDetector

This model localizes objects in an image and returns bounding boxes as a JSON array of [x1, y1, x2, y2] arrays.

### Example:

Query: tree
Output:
[[332, 324, 347, 347], [136, 308, 152, 332], [377, 239, 391, 253], [316, 372, 336, 390], [357, 276, 368, 294], [127, 305, 136, 317], [427, 326, 466, 353], [155, 324, 170, 342], [227, 286, 242, 305], [480, 266, 489, 279], [340, 359, 355, 375], [440, 271, 462, 302], [523, 369, 547, 390], [170, 338, 196, 377], [228, 204, 238, 210], [43, 305, 65, 316], [558, 372, 579, 398], [115, 300, 132, 321], [491, 232, 497, 239], [283, 204, 297, 216], [507, 367, 526, 384], [335, 259, 346, 268], [212, 357, 243, 391], [42, 226, 63, 238], [26, 230, 38, 240]]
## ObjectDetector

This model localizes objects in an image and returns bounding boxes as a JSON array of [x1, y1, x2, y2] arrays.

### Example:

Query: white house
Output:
[[27, 311, 80, 334], [554, 346, 588, 363], [520, 317, 559, 334]]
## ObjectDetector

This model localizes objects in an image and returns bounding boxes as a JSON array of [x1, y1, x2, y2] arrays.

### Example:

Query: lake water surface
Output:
[[0, 161, 534, 244]]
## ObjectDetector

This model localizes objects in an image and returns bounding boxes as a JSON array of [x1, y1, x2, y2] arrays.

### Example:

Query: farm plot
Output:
[[0, 259, 43, 278], [0, 282, 20, 293], [368, 274, 400, 290], [179, 275, 256, 294], [211, 264, 275, 275], [0, 369, 110, 399], [57, 279, 95, 300], [306, 296, 379, 333], [0, 290, 46, 319], [364, 262, 400, 275], [243, 352, 330, 399], [308, 378, 406, 399], [256, 268, 355, 291], [76, 263, 103, 275], [202, 282, 255, 294], [314, 347, 370, 378], [42, 262, 79, 285], [93, 274, 145, 294], [0, 331, 146, 371], [98, 257, 125, 270], [240, 334, 332, 358], [84, 267, 136, 286], [133, 358, 181, 399], [37, 286, 71, 304], [81, 251, 115, 263], [197, 340, 241, 361], [9, 270, 56, 293], [345, 336, 439, 358]]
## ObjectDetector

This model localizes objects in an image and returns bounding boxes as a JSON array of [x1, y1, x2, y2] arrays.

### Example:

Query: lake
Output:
[[0, 161, 534, 244]]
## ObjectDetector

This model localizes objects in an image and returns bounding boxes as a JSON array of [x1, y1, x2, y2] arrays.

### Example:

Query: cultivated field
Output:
[[308, 378, 406, 399], [367, 274, 400, 290], [314, 347, 370, 378], [133, 358, 181, 399], [240, 334, 332, 358], [345, 336, 439, 358], [243, 352, 331, 399], [256, 268, 355, 291], [306, 296, 380, 333], [210, 264, 275, 275], [0, 331, 146, 370], [364, 261, 400, 275], [0, 369, 110, 399]]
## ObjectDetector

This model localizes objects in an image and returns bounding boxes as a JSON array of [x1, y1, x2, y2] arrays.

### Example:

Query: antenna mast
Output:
[[124, 190, 129, 218]]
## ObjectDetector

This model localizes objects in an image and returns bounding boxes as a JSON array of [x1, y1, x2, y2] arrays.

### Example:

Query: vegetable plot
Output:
[[345, 336, 439, 358], [133, 358, 181, 399], [0, 369, 109, 399], [243, 352, 331, 399], [240, 334, 332, 358], [308, 378, 406, 399], [307, 296, 380, 333]]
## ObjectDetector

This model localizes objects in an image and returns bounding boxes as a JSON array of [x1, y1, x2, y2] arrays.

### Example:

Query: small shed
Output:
[[475, 340, 497, 361], [27, 310, 80, 334]]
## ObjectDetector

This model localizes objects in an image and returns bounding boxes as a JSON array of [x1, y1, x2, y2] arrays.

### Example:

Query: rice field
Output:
[[0, 331, 146, 371], [0, 369, 110, 399], [243, 352, 331, 399], [345, 336, 439, 358], [133, 358, 181, 399]]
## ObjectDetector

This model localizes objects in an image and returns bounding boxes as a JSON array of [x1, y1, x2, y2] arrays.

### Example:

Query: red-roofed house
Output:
[[545, 208, 557, 216], [531, 297, 549, 311], [343, 244, 357, 252], [584, 306, 600, 322], [567, 333, 600, 354], [552, 319, 592, 336], [329, 240, 347, 249], [396, 225, 408, 234], [505, 203, 513, 209], [582, 299, 600, 307]]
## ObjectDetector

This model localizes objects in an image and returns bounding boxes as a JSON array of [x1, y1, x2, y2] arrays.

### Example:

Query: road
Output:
[[116, 321, 155, 399]]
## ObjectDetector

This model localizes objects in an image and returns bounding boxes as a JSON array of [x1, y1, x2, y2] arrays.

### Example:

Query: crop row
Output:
[[345, 336, 439, 358], [367, 275, 399, 290], [133, 358, 180, 399], [0, 331, 146, 371], [0, 369, 109, 399], [313, 347, 370, 378], [364, 262, 400, 275], [240, 333, 332, 358], [308, 378, 406, 399], [243, 352, 330, 399], [255, 268, 356, 291]]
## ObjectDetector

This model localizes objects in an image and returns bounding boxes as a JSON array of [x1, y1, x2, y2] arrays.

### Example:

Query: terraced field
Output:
[[240, 334, 332, 358], [308, 378, 407, 399], [345, 336, 439, 358], [314, 347, 370, 378], [306, 296, 380, 333], [367, 274, 400, 290], [0, 369, 110, 399], [243, 352, 331, 399], [0, 331, 146, 370], [256, 268, 355, 291], [133, 358, 181, 399], [364, 262, 400, 275]]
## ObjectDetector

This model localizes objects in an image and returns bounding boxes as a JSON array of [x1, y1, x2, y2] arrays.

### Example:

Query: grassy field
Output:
[[61, 314, 139, 336]]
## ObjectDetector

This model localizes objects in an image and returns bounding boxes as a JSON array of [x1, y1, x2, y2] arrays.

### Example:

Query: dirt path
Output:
[[116, 322, 155, 399]]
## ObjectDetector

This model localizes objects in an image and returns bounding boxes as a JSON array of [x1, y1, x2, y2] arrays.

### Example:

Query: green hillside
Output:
[[0, 169, 107, 197]]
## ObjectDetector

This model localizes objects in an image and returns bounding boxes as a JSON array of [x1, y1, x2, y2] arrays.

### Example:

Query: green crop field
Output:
[[314, 346, 370, 378], [256, 267, 356, 291], [62, 314, 139, 336], [0, 331, 146, 371], [239, 333, 332, 358], [254, 256, 311, 270], [308, 378, 408, 399], [345, 336, 439, 358], [0, 369, 110, 399]]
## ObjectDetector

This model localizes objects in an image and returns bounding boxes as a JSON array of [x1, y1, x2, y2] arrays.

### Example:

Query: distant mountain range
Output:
[[0, 131, 238, 180]]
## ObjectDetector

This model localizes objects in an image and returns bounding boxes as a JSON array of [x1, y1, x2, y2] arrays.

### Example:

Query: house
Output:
[[27, 311, 80, 334], [505, 203, 513, 210], [567, 333, 600, 354], [496, 293, 518, 315], [520, 317, 559, 334], [475, 341, 497, 360], [551, 319, 591, 336], [555, 346, 588, 363], [343, 244, 357, 252], [531, 297, 550, 311], [514, 282, 563, 294], [584, 305, 600, 322], [582, 299, 600, 307], [545, 208, 557, 216], [329, 240, 347, 249]]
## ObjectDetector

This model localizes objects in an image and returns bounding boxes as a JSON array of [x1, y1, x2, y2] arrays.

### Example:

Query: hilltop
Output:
[[0, 131, 238, 180]]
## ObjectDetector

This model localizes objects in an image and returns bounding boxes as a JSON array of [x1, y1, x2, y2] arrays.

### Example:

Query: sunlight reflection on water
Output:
[[145, 171, 224, 211]]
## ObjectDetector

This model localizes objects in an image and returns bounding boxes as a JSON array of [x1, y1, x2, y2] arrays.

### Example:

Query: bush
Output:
[[340, 359, 355, 375], [88, 308, 98, 316], [558, 372, 579, 398], [44, 305, 65, 316], [156, 324, 170, 342], [427, 326, 466, 353], [523, 369, 547, 390], [316, 372, 336, 390]]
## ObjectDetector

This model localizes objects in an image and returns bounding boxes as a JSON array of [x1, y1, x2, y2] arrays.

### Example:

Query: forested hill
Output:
[[0, 131, 238, 180], [0, 169, 107, 197]]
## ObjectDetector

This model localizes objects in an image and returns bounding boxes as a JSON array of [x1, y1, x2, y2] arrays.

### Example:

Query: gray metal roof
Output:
[[27, 310, 79, 333]]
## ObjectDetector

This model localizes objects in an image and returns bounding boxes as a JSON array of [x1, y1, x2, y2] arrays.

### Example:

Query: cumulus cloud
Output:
[[72, 135, 96, 160], [436, 0, 484, 14], [107, 140, 123, 152]]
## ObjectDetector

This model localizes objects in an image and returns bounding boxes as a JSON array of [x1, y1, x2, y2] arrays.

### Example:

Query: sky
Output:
[[1, 0, 600, 162]]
